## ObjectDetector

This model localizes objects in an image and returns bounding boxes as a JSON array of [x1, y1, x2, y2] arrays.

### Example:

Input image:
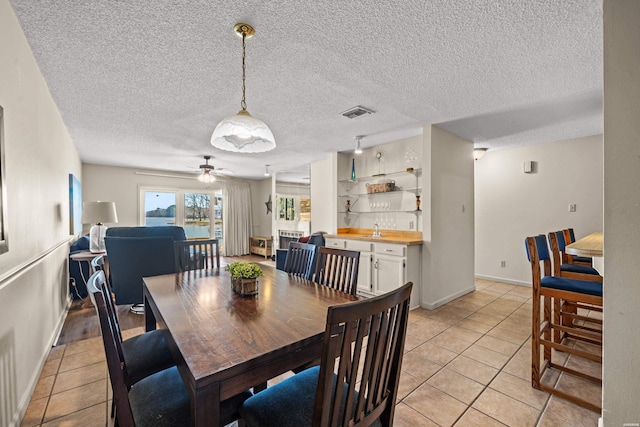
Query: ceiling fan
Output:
[[195, 156, 234, 183]]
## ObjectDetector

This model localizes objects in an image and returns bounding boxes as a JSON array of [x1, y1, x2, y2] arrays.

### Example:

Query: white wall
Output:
[[602, 1, 640, 424], [249, 177, 272, 238], [474, 135, 603, 285], [0, 1, 82, 425], [83, 164, 230, 228], [310, 154, 338, 233], [421, 126, 475, 308]]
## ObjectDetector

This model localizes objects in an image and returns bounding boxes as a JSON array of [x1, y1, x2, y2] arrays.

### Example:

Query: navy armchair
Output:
[[104, 226, 187, 306], [276, 232, 325, 273]]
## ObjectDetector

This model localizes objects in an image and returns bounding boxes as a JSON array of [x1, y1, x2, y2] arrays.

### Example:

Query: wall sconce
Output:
[[473, 148, 488, 160]]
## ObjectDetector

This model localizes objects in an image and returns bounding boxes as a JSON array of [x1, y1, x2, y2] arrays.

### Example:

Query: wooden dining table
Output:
[[142, 265, 359, 427], [566, 231, 604, 274]]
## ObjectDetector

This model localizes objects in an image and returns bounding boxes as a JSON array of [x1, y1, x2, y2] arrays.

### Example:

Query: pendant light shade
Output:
[[211, 23, 275, 153], [211, 110, 275, 153]]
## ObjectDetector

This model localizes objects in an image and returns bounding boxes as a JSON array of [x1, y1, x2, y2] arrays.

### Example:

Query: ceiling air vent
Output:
[[341, 105, 375, 119]]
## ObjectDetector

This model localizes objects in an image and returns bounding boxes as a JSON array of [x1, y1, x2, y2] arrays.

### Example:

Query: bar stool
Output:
[[525, 235, 602, 412]]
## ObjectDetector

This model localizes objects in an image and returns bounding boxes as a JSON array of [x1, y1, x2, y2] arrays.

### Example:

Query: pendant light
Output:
[[211, 23, 276, 153], [354, 135, 364, 154]]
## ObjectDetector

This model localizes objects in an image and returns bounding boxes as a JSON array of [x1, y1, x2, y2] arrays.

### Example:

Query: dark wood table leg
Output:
[[192, 382, 220, 427], [144, 295, 155, 332]]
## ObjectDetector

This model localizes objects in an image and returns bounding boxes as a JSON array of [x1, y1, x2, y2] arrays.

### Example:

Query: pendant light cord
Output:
[[241, 32, 247, 111]]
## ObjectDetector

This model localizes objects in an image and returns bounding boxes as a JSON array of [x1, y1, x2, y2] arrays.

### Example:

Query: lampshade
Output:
[[473, 147, 488, 160], [211, 23, 275, 153], [81, 201, 118, 253], [211, 110, 276, 153], [81, 201, 118, 224]]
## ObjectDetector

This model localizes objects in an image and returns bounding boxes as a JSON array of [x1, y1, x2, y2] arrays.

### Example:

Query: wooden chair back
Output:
[[314, 281, 412, 426], [548, 232, 602, 282], [314, 247, 360, 295], [174, 239, 220, 273], [562, 228, 593, 266], [284, 242, 317, 280], [87, 270, 137, 426]]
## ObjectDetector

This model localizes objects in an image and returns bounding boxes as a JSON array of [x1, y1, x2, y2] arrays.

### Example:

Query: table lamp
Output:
[[81, 201, 118, 253]]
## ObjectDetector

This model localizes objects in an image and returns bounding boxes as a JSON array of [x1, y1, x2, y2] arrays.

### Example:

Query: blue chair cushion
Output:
[[560, 264, 600, 275], [239, 366, 382, 427], [122, 329, 176, 384], [541, 276, 603, 297], [130, 366, 252, 427]]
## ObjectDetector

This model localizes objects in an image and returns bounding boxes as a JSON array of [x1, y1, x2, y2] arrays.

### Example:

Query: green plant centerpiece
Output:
[[227, 261, 264, 296]]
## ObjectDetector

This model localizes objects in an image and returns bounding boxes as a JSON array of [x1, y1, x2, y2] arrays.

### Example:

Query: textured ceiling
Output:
[[10, 0, 603, 182]]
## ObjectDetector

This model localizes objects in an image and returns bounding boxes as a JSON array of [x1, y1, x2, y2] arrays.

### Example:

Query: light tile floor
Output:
[[21, 279, 602, 426]]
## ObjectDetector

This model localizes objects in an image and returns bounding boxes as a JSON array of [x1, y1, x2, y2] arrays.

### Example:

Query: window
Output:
[[278, 196, 296, 221], [140, 187, 224, 250]]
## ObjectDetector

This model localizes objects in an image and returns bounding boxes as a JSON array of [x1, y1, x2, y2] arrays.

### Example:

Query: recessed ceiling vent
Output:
[[341, 105, 375, 119]]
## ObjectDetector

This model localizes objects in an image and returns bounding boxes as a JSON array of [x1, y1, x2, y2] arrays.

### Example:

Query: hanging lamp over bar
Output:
[[211, 23, 276, 153]]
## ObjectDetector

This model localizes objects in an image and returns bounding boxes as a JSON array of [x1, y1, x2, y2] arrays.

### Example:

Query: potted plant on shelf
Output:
[[227, 261, 264, 296]]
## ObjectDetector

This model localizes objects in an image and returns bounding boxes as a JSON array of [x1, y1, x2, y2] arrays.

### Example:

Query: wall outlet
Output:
[[500, 260, 506, 267], [409, 221, 414, 229], [569, 204, 577, 212]]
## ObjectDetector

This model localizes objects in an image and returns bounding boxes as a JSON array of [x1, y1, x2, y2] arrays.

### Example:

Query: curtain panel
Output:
[[222, 181, 253, 256]]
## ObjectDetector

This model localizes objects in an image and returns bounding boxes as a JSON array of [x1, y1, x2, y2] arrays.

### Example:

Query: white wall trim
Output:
[[474, 275, 530, 287], [0, 238, 73, 288], [421, 285, 475, 310]]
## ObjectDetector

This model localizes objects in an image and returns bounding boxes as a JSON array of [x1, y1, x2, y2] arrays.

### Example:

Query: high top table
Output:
[[566, 231, 604, 274], [143, 265, 358, 427]]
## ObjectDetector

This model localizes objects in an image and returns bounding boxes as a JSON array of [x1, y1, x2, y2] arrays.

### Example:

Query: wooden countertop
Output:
[[565, 231, 603, 257], [325, 228, 423, 246]]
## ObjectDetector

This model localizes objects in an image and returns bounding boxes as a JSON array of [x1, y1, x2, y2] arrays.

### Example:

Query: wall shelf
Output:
[[338, 168, 422, 184]]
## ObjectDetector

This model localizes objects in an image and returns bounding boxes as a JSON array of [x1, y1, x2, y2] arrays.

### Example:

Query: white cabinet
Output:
[[322, 237, 421, 308]]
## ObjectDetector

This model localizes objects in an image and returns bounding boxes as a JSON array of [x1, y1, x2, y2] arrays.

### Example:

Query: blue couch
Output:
[[276, 233, 326, 273], [105, 226, 187, 305]]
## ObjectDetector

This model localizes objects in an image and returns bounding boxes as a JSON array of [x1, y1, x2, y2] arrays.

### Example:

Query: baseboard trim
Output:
[[420, 285, 476, 310], [474, 274, 530, 287]]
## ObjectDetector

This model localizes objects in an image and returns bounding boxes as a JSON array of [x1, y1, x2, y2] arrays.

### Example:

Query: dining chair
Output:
[[284, 241, 318, 280], [547, 231, 601, 281], [562, 228, 593, 266], [86, 266, 175, 418], [525, 235, 602, 412], [174, 238, 220, 273], [87, 270, 252, 427], [314, 247, 360, 296], [240, 281, 413, 427]]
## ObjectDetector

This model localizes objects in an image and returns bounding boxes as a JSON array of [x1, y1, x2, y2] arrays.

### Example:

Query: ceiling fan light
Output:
[[198, 169, 216, 183], [211, 109, 276, 153]]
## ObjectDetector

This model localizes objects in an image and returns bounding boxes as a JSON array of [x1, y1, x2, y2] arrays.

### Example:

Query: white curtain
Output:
[[222, 181, 253, 256]]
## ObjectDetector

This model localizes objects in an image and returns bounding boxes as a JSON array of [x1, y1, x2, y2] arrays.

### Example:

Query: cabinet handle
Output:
[[385, 249, 393, 252], [374, 261, 378, 269]]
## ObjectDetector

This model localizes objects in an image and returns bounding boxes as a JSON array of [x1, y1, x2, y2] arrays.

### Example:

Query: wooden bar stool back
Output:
[[525, 235, 603, 413]]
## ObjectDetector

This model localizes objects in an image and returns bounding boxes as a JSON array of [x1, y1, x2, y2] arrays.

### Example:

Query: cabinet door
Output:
[[374, 254, 405, 295], [357, 252, 373, 294]]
